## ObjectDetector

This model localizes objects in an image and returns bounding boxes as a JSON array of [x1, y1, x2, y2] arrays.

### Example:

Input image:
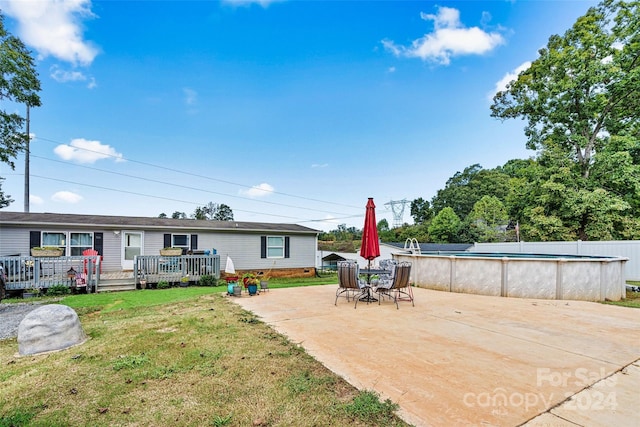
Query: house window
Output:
[[42, 232, 66, 255], [266, 236, 284, 258], [70, 232, 93, 256], [172, 234, 190, 251]]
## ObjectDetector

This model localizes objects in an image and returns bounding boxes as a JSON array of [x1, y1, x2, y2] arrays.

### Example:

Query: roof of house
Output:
[[0, 212, 320, 234]]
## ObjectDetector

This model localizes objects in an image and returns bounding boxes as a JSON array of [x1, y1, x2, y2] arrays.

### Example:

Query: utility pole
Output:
[[24, 105, 30, 212], [384, 199, 410, 228]]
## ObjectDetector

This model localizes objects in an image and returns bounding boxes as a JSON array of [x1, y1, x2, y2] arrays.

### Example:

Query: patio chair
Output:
[[335, 261, 368, 308], [378, 259, 397, 284], [375, 261, 413, 309]]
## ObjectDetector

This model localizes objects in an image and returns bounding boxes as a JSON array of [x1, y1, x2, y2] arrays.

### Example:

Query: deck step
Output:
[[98, 279, 136, 292]]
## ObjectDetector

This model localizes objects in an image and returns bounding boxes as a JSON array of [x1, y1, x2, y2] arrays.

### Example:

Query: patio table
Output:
[[359, 268, 386, 302]]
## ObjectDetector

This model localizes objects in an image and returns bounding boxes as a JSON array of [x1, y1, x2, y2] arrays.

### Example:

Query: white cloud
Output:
[[311, 163, 328, 168], [489, 61, 531, 100], [240, 183, 275, 198], [51, 191, 83, 204], [382, 6, 505, 65], [184, 88, 198, 106], [29, 194, 44, 205], [0, 0, 99, 66], [387, 66, 396, 74], [54, 138, 124, 164], [50, 65, 87, 82]]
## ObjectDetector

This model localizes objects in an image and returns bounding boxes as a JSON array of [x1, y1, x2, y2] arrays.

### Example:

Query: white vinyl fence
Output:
[[472, 240, 640, 281]]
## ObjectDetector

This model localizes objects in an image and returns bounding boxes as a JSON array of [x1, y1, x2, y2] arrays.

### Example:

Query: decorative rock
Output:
[[17, 304, 87, 356]]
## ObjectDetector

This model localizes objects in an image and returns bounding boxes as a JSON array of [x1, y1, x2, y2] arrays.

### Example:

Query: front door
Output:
[[122, 231, 143, 270]]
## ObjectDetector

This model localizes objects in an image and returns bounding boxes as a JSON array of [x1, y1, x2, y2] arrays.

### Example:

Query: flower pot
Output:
[[233, 285, 242, 297], [247, 284, 258, 295], [31, 248, 63, 257], [140, 280, 147, 290], [227, 283, 235, 295], [160, 248, 182, 256], [260, 280, 269, 292]]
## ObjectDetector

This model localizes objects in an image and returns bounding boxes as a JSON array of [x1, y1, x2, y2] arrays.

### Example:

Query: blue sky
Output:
[[0, 0, 598, 231]]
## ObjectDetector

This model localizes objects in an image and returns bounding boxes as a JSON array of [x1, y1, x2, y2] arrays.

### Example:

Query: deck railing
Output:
[[0, 255, 100, 292], [134, 254, 220, 285]]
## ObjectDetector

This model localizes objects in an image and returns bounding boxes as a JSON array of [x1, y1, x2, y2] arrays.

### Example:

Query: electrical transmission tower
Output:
[[385, 199, 410, 228]]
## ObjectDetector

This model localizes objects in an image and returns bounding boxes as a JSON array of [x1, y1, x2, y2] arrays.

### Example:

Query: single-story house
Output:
[[0, 212, 320, 277]]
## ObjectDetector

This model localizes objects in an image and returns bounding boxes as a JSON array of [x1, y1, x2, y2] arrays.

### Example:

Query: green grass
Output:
[[0, 279, 408, 427]]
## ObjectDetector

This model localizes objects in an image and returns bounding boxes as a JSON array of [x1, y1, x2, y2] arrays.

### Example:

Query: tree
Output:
[[428, 207, 461, 243], [171, 211, 187, 219], [410, 197, 432, 224], [191, 202, 234, 221], [465, 196, 509, 242], [213, 203, 234, 221], [158, 213, 167, 218], [491, 0, 639, 179], [0, 177, 12, 208], [491, 0, 640, 240], [431, 164, 510, 219], [0, 15, 42, 208]]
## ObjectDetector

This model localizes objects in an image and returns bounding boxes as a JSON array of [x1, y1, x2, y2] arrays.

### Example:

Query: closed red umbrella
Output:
[[360, 197, 380, 264]]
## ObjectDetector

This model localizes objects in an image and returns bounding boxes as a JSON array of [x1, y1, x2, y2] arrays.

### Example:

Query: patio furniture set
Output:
[[334, 260, 413, 309]]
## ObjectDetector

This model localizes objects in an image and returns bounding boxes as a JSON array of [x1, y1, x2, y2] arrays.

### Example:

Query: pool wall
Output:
[[393, 253, 627, 302]]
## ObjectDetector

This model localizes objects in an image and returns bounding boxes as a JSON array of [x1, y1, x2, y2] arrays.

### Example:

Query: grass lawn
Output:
[[607, 283, 640, 308], [0, 283, 409, 427]]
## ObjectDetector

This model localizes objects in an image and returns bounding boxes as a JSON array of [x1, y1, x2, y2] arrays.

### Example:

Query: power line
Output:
[[30, 154, 353, 217], [34, 136, 364, 210]]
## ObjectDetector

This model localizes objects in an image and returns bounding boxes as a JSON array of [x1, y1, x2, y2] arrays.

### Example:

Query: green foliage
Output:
[[431, 164, 510, 220], [113, 354, 150, 371], [0, 408, 38, 427], [157, 280, 170, 289], [410, 197, 432, 224], [198, 274, 217, 287], [428, 207, 461, 243], [210, 414, 233, 427], [343, 390, 400, 424], [192, 202, 234, 221], [0, 14, 42, 208], [464, 196, 509, 243], [46, 284, 70, 296]]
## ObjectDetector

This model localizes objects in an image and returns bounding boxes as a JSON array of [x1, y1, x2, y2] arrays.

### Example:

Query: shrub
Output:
[[217, 279, 228, 287], [198, 274, 217, 287], [46, 284, 71, 296], [157, 280, 170, 289]]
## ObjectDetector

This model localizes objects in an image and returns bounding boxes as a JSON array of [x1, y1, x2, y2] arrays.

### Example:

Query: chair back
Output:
[[337, 261, 360, 290], [390, 262, 411, 290]]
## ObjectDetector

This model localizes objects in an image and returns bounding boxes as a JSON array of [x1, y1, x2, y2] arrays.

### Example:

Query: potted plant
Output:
[[259, 274, 270, 292], [180, 275, 190, 287], [30, 246, 64, 257], [242, 273, 259, 296], [160, 247, 183, 256]]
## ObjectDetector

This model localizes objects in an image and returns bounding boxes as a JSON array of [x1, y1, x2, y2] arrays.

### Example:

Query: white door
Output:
[[122, 231, 143, 270]]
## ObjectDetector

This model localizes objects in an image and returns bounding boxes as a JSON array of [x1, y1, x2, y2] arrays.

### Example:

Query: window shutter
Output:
[[94, 233, 104, 255], [260, 236, 267, 259], [30, 231, 41, 248], [190, 234, 198, 250], [164, 234, 171, 248], [284, 236, 290, 258]]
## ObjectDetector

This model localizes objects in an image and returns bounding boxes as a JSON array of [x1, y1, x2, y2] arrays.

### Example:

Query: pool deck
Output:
[[232, 285, 640, 427]]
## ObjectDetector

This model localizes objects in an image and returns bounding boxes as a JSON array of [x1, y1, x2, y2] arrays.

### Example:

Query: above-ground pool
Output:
[[393, 252, 628, 302]]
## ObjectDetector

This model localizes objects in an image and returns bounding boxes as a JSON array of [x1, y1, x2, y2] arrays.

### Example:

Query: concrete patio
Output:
[[232, 285, 640, 427]]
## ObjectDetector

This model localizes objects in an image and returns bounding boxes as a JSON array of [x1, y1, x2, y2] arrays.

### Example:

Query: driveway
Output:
[[233, 286, 640, 427]]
